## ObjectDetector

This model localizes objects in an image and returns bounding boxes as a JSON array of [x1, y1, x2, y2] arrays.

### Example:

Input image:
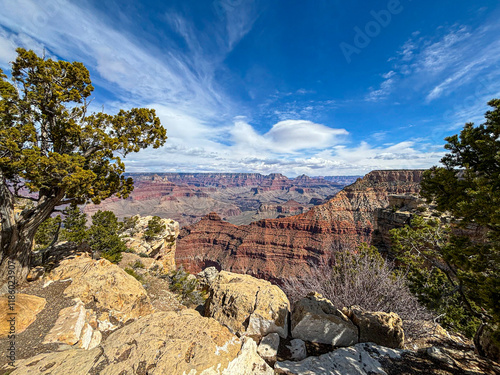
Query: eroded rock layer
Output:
[[176, 170, 423, 282]]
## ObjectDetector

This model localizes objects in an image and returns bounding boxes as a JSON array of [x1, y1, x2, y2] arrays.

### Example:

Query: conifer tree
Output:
[[60, 205, 87, 244], [87, 210, 126, 263], [391, 99, 500, 338], [0, 49, 167, 282]]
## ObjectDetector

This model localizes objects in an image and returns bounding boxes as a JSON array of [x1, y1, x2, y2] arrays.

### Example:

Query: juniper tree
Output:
[[60, 205, 87, 244], [391, 99, 500, 337], [87, 210, 126, 263], [144, 215, 166, 240], [0, 49, 167, 283], [420, 99, 500, 326]]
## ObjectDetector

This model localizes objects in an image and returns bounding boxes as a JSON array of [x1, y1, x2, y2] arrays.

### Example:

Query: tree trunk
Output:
[[0, 222, 36, 289], [0, 179, 65, 287]]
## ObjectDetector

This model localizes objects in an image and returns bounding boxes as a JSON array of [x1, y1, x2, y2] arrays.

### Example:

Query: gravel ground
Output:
[[0, 279, 74, 368]]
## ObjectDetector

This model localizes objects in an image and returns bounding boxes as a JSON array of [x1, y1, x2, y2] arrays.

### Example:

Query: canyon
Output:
[[176, 170, 424, 283], [83, 173, 357, 226]]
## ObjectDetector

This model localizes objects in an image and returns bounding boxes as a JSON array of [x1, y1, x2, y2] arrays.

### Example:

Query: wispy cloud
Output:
[[0, 0, 453, 176], [366, 71, 396, 102], [369, 21, 500, 105]]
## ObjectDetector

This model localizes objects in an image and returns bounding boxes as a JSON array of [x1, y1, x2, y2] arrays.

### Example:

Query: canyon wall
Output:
[[84, 173, 353, 226], [176, 170, 424, 282]]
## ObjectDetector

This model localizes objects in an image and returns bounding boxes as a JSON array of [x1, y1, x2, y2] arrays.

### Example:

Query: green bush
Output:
[[34, 215, 62, 249], [131, 260, 145, 269], [168, 266, 205, 307], [144, 216, 166, 240], [121, 216, 139, 234], [87, 210, 126, 263], [138, 252, 149, 258], [60, 205, 87, 244]]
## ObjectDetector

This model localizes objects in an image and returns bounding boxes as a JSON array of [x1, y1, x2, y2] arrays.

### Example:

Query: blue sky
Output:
[[1, 0, 499, 176]]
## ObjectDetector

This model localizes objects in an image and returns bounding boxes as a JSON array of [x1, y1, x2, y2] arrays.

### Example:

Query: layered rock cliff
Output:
[[83, 173, 352, 226], [176, 170, 424, 282]]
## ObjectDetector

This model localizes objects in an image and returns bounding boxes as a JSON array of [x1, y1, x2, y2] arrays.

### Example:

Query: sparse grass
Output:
[[125, 267, 144, 282], [132, 260, 145, 269]]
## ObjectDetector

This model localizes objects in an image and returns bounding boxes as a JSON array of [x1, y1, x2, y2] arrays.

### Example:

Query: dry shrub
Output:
[[282, 244, 431, 338]]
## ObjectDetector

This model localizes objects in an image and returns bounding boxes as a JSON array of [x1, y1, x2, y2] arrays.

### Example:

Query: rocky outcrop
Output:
[[177, 170, 423, 282], [11, 310, 239, 374], [343, 306, 405, 349], [0, 294, 46, 337], [10, 309, 275, 375], [204, 270, 290, 338], [5, 266, 500, 375], [46, 254, 153, 322], [291, 293, 358, 347], [275, 342, 404, 375], [121, 215, 179, 272]]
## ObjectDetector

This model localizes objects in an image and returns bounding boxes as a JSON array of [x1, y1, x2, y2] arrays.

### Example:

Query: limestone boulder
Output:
[[223, 338, 274, 375], [11, 347, 102, 375], [291, 293, 358, 347], [122, 215, 179, 272], [257, 333, 280, 361], [204, 270, 290, 338], [287, 339, 307, 361], [275, 342, 404, 375], [404, 320, 471, 350], [343, 306, 404, 349], [46, 254, 153, 322], [94, 309, 242, 374], [43, 299, 101, 350], [0, 293, 46, 337]]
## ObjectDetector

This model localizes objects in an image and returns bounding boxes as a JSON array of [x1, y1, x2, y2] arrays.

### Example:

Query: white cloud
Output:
[[371, 19, 500, 113], [124, 114, 444, 176], [0, 0, 235, 119], [366, 76, 395, 102], [230, 119, 348, 154], [0, 0, 448, 177]]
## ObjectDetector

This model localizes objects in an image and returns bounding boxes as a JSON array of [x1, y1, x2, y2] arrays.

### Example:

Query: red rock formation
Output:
[[84, 173, 354, 226], [176, 170, 423, 283]]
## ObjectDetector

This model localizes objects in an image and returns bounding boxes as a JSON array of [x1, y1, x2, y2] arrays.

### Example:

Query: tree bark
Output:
[[0, 175, 65, 286], [0, 225, 34, 290]]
